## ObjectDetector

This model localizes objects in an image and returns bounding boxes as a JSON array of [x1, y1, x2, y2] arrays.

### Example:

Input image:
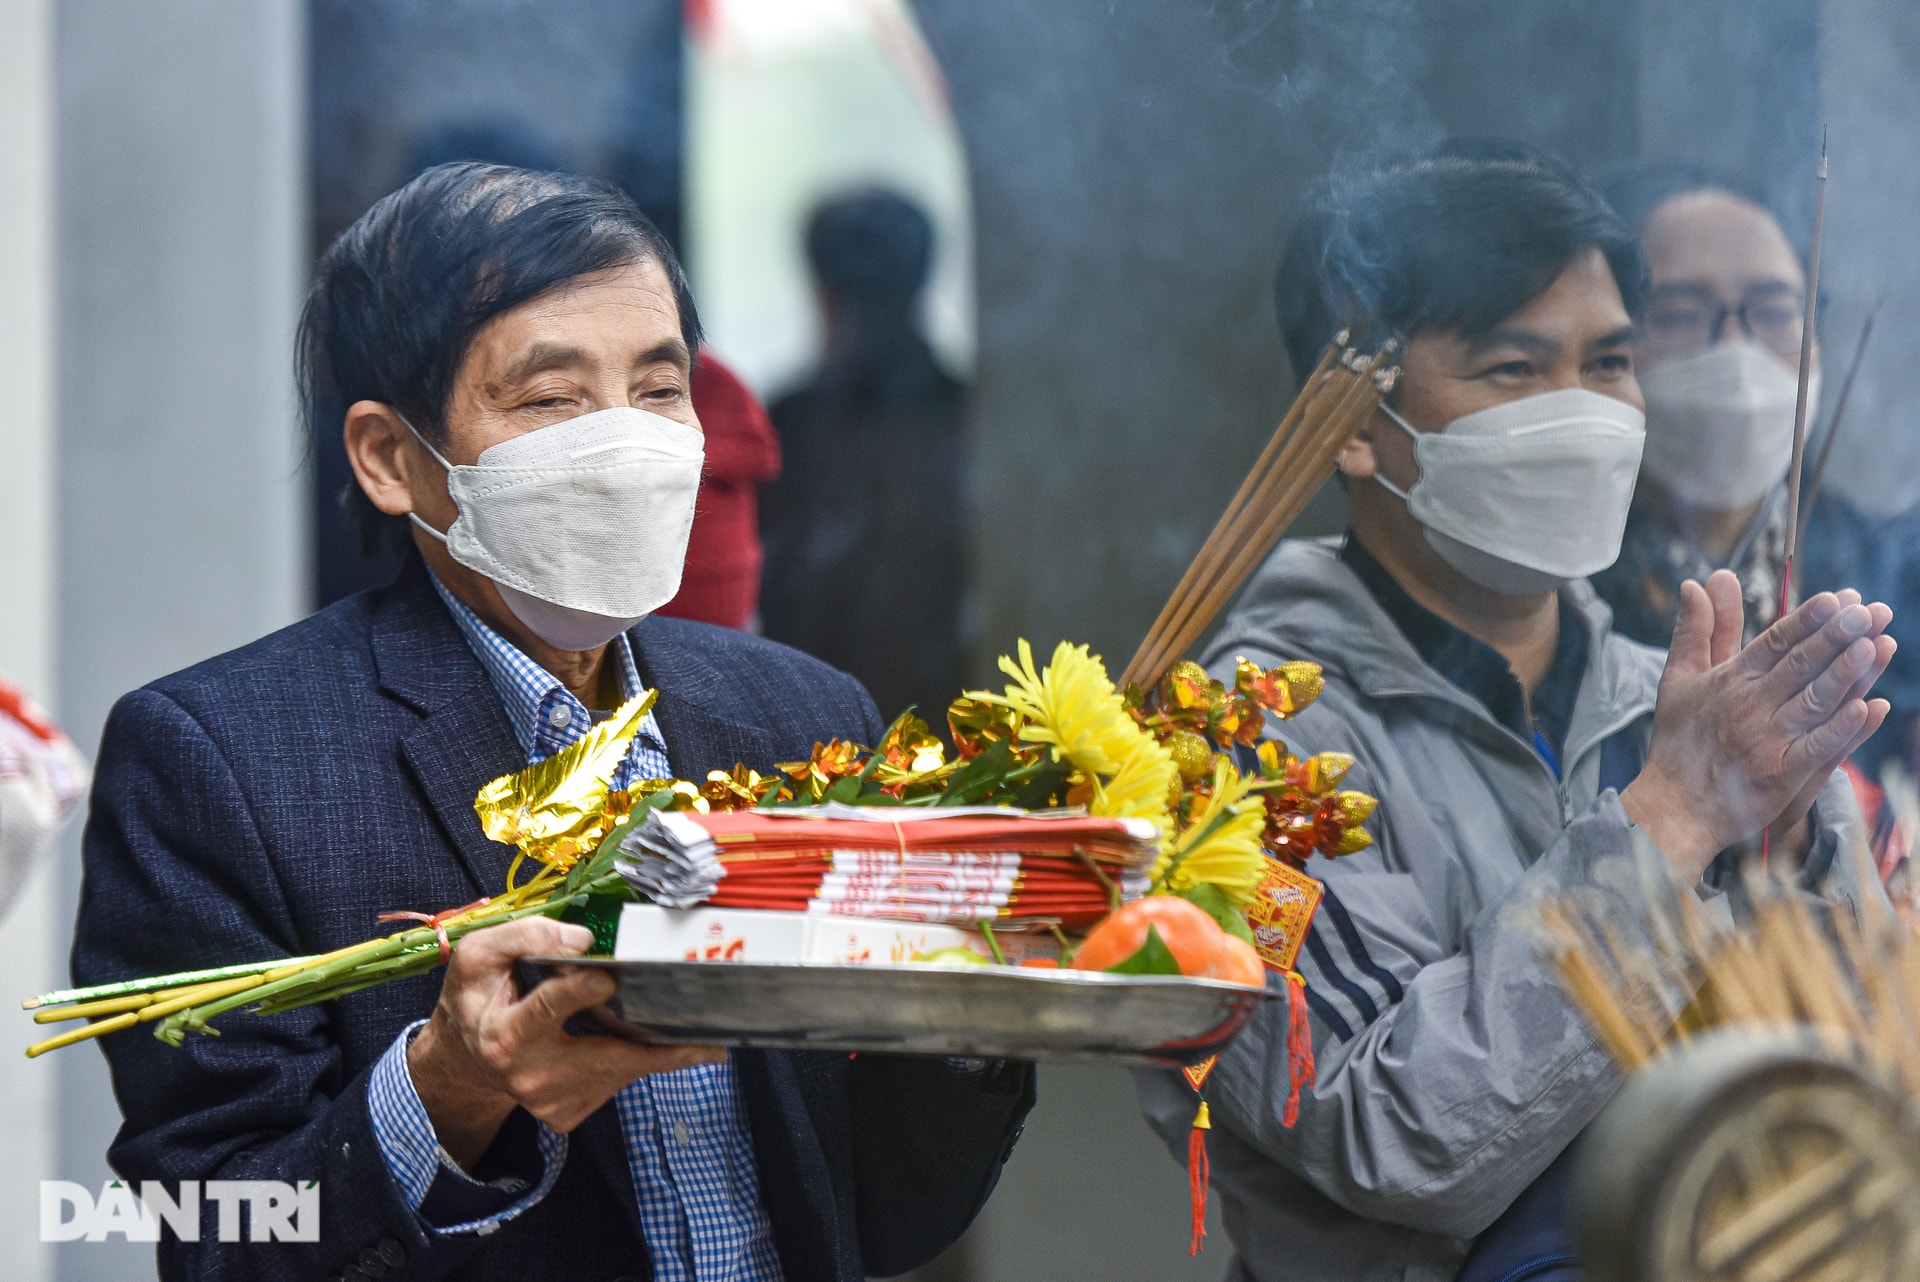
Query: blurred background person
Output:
[[1592, 168, 1820, 648], [1593, 168, 1917, 880], [656, 351, 784, 630], [760, 188, 968, 720], [0, 676, 87, 923]]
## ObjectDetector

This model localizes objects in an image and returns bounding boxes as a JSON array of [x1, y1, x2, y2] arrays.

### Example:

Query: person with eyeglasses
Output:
[[1591, 168, 1824, 646], [1593, 165, 1918, 894]]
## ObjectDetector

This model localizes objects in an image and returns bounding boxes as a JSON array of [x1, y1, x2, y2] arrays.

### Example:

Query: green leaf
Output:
[[1176, 883, 1255, 946], [1102, 923, 1183, 976], [823, 775, 864, 804], [936, 738, 1019, 805], [1009, 761, 1073, 810], [854, 740, 891, 785]]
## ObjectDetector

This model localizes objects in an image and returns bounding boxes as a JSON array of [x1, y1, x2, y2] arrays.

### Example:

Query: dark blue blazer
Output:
[[74, 558, 1033, 1282]]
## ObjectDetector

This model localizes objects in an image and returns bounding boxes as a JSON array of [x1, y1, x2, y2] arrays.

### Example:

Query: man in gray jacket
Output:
[[1138, 147, 1896, 1282]]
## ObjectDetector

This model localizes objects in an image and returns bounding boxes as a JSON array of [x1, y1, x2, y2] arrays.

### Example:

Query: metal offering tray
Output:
[[526, 958, 1268, 1066]]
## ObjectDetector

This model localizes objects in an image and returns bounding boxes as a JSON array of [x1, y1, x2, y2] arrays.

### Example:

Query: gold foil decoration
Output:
[[945, 693, 1025, 761], [870, 713, 957, 797], [1236, 657, 1325, 720], [473, 691, 657, 869], [701, 764, 775, 811], [1168, 731, 1214, 784], [775, 739, 864, 802]]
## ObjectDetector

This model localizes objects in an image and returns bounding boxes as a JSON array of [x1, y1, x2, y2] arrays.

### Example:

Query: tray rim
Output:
[[527, 955, 1273, 995], [524, 955, 1271, 1066]]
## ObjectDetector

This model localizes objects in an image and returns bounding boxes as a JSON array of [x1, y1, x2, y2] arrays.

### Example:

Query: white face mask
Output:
[[1375, 387, 1647, 595], [404, 406, 706, 651], [1638, 340, 1819, 512]]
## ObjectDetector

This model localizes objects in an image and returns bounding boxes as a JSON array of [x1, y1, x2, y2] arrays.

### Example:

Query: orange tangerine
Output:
[[1072, 896, 1229, 978], [1211, 934, 1267, 987]]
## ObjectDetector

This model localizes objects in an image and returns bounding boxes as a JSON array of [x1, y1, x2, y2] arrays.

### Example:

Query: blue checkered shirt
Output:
[[366, 575, 784, 1279]]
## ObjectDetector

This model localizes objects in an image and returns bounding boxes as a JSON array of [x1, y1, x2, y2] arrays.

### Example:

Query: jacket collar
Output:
[[626, 615, 779, 779], [370, 556, 499, 716], [370, 558, 527, 898], [1208, 538, 1660, 769]]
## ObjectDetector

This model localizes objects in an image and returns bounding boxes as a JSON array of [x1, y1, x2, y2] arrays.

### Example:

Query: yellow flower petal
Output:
[[1155, 759, 1269, 906], [981, 639, 1177, 837]]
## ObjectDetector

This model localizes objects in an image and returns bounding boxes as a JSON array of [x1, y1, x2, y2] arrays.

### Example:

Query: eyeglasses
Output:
[[1641, 287, 1807, 359]]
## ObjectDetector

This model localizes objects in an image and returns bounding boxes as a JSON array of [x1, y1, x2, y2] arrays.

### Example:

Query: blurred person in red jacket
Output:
[[655, 351, 782, 630]]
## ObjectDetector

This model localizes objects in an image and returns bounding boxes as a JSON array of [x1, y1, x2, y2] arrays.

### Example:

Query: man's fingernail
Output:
[[559, 924, 594, 951], [1842, 606, 1871, 635]]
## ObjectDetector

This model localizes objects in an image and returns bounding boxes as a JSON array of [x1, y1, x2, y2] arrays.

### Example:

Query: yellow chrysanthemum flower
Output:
[[1154, 759, 1269, 906], [983, 639, 1177, 836], [1089, 745, 1180, 836]]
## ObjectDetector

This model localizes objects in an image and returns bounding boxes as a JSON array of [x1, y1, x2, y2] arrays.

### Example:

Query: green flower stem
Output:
[[159, 896, 580, 1039], [250, 956, 442, 1013], [24, 955, 324, 1010], [1048, 923, 1075, 965], [33, 979, 234, 1024], [252, 970, 425, 1013], [979, 921, 1009, 966]]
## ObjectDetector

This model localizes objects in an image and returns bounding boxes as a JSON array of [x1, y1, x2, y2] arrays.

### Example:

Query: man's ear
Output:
[[1337, 424, 1379, 481], [342, 401, 419, 518]]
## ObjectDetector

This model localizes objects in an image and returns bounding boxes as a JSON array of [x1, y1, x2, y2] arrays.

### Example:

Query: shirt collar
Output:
[[1339, 534, 1587, 753], [426, 570, 661, 764]]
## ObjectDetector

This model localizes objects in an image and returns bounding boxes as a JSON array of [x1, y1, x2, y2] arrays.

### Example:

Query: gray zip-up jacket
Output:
[[1137, 538, 1886, 1282]]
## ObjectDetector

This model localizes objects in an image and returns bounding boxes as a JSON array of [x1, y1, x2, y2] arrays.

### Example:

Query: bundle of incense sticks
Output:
[[1538, 860, 1920, 1098], [1121, 334, 1402, 692], [618, 807, 1157, 928]]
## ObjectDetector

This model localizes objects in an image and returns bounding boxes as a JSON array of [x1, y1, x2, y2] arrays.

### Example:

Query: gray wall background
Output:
[[51, 4, 306, 1280]]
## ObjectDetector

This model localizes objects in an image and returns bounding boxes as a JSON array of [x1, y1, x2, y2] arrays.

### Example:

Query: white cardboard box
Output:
[[614, 904, 1049, 965]]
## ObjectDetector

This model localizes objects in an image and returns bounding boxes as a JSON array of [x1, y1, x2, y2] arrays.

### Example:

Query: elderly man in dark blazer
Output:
[[74, 163, 1033, 1282]]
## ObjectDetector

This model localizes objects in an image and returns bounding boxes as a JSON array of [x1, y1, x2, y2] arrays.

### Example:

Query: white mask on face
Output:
[[1374, 387, 1647, 595], [1638, 340, 1818, 512], [404, 406, 706, 651]]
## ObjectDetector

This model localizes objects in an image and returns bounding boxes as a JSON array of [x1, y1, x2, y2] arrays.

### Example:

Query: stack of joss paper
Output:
[[619, 805, 1156, 928]]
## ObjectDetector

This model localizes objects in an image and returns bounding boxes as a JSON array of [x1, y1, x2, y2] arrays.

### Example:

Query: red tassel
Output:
[[1187, 1099, 1211, 1255], [1283, 970, 1315, 1127]]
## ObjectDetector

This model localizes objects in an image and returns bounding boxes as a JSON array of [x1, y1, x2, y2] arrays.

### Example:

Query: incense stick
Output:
[[1762, 132, 1831, 872], [1126, 350, 1354, 689], [1122, 339, 1397, 690], [1127, 338, 1346, 688], [1796, 296, 1882, 563], [1543, 868, 1919, 1091], [1781, 129, 1829, 606]]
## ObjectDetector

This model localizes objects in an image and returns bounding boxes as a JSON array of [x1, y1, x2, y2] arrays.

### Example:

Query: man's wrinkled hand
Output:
[[1623, 569, 1893, 880], [407, 916, 722, 1170]]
